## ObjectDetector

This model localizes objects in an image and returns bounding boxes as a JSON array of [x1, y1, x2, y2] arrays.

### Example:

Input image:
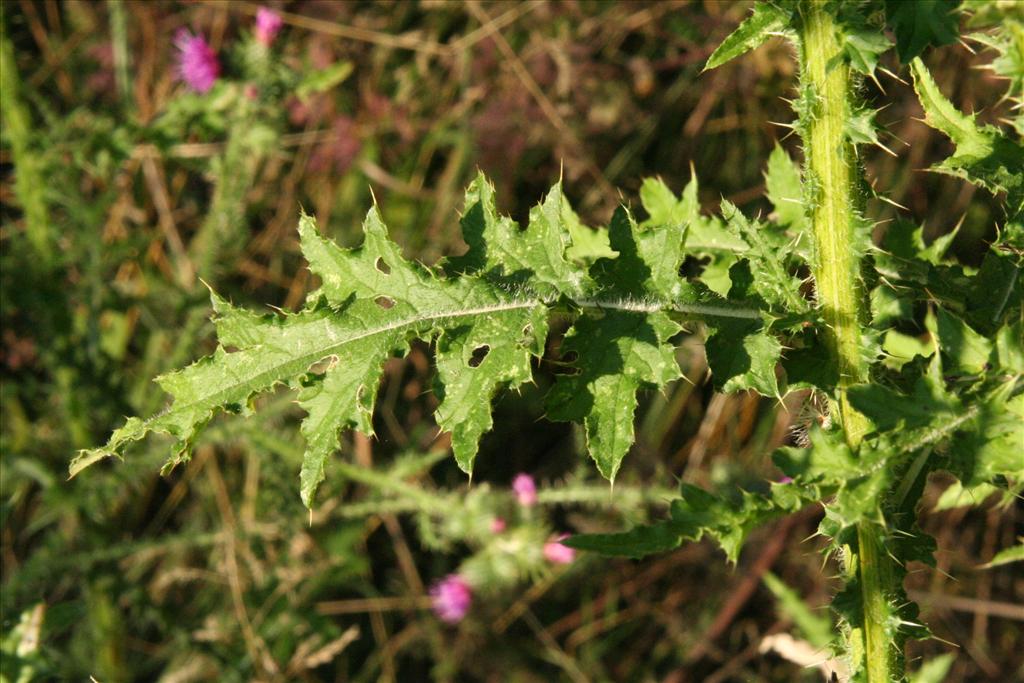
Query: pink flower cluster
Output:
[[543, 534, 576, 565], [512, 472, 537, 507], [255, 7, 283, 46], [174, 29, 220, 93], [174, 7, 282, 94], [430, 574, 472, 623]]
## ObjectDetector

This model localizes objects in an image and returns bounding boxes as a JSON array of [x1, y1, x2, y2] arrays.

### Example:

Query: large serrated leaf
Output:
[[74, 194, 554, 505], [75, 175, 781, 506]]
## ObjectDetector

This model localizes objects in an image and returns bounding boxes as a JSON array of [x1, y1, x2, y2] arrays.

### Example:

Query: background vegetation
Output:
[[1, 1, 1020, 681]]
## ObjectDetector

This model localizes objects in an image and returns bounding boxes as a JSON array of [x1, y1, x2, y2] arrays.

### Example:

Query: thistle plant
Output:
[[74, 1, 1023, 680]]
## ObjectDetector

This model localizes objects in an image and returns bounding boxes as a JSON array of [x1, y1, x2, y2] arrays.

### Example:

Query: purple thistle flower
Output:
[[543, 534, 577, 564], [777, 476, 794, 484], [254, 7, 284, 47], [175, 29, 220, 94], [430, 574, 472, 623], [512, 473, 537, 507]]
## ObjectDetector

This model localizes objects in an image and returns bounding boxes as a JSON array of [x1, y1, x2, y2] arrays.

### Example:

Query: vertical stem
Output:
[[107, 0, 132, 107], [798, 2, 899, 681], [800, 2, 869, 439]]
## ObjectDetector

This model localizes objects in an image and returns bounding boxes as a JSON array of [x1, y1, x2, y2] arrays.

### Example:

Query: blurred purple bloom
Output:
[[175, 29, 220, 93], [490, 517, 506, 533], [255, 7, 284, 46], [543, 534, 576, 564], [512, 473, 537, 507], [777, 476, 794, 484], [430, 574, 472, 623]]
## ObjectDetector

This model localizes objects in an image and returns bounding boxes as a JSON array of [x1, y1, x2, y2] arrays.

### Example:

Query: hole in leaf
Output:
[[375, 258, 391, 275], [375, 296, 395, 309], [562, 351, 578, 364], [469, 345, 490, 368], [522, 324, 533, 338]]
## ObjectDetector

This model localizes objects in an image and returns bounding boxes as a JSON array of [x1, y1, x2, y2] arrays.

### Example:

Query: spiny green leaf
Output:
[[969, 18, 1024, 101], [563, 195, 616, 263], [881, 330, 933, 370], [74, 175, 779, 505], [966, 250, 1022, 332], [596, 206, 686, 300], [781, 335, 838, 390], [911, 57, 1024, 244], [668, 484, 800, 563], [944, 388, 1024, 487], [845, 106, 892, 155], [847, 375, 960, 433], [704, 1, 791, 71], [886, 0, 961, 62], [934, 480, 1001, 510], [927, 307, 993, 374], [434, 306, 548, 474], [547, 208, 687, 481], [843, 29, 893, 76], [774, 427, 859, 484], [299, 204, 549, 489], [446, 172, 582, 297], [883, 219, 960, 267], [575, 480, 812, 563], [981, 541, 1024, 568], [705, 317, 783, 396], [871, 283, 914, 329], [640, 174, 747, 296], [639, 175, 747, 253], [564, 522, 682, 559], [721, 201, 808, 312], [74, 193, 551, 504]]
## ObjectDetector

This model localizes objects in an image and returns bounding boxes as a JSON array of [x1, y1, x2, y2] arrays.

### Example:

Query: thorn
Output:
[[879, 66, 907, 85], [309, 508, 313, 527], [868, 70, 885, 94], [876, 195, 909, 212], [875, 139, 898, 158]]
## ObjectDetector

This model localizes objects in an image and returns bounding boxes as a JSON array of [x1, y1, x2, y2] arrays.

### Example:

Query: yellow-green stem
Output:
[[799, 2, 898, 681]]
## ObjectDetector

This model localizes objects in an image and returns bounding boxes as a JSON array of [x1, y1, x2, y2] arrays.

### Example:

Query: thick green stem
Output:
[[798, 3, 899, 681], [800, 3, 870, 440]]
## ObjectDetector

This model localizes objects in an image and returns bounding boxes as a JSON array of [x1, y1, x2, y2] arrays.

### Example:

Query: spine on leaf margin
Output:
[[797, 2, 900, 681]]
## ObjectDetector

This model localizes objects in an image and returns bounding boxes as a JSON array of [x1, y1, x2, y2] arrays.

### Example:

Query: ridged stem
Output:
[[798, 2, 899, 681]]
